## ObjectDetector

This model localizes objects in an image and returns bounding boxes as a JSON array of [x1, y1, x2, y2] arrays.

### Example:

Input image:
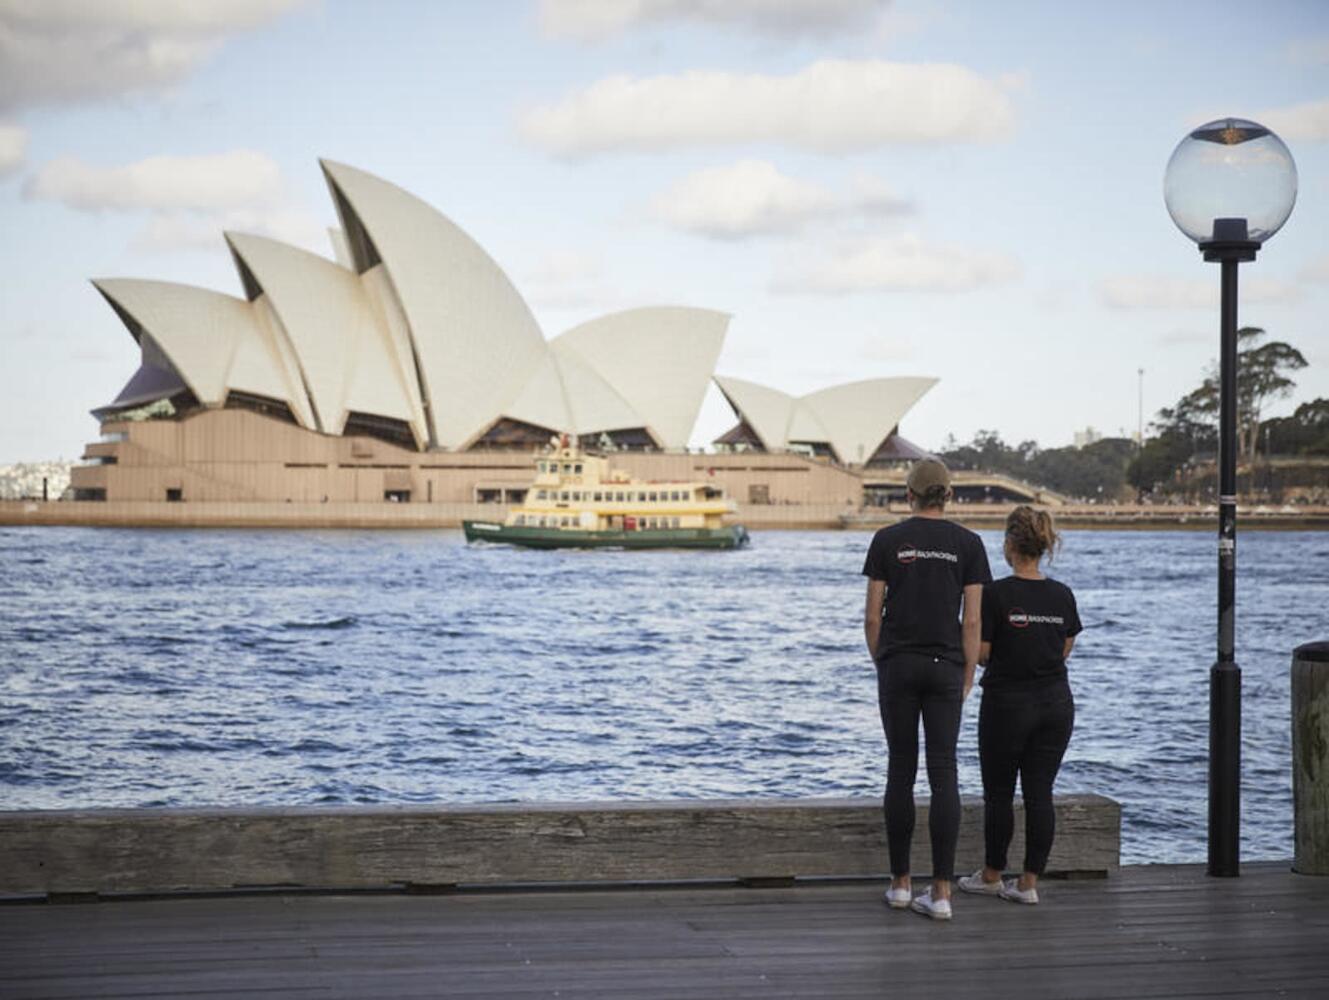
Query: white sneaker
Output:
[[910, 889, 953, 921], [883, 886, 911, 909], [998, 880, 1039, 905], [958, 870, 1004, 896]]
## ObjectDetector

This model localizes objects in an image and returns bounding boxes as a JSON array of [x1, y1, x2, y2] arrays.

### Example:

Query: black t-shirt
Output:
[[861, 516, 992, 663], [980, 576, 1082, 689]]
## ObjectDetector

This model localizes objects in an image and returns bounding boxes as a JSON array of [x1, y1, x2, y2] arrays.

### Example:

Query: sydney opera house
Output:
[[71, 160, 938, 516]]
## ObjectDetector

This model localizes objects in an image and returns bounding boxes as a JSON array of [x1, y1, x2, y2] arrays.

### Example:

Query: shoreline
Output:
[[3, 498, 1328, 531]]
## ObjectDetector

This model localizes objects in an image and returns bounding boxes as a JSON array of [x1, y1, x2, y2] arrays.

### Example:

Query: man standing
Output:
[[862, 458, 990, 920]]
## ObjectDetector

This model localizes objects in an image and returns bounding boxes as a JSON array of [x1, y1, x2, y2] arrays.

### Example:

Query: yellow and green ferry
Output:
[[463, 440, 749, 550]]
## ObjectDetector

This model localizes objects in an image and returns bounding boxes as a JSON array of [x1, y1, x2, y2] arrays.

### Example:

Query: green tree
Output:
[[1235, 328, 1308, 466], [1265, 398, 1329, 456], [1181, 327, 1307, 465], [1130, 326, 1307, 491]]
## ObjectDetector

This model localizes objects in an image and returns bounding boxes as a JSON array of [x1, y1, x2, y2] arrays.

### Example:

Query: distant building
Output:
[[1073, 427, 1102, 449], [72, 160, 939, 509]]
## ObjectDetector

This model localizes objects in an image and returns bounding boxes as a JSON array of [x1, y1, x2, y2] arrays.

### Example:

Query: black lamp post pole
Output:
[[1202, 218, 1259, 878]]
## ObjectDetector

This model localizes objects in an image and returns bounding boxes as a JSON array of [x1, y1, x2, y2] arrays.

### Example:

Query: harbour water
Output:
[[3, 526, 1326, 864]]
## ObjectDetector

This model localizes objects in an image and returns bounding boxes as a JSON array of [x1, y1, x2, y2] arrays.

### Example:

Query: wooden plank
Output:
[[0, 864, 1326, 1000], [0, 795, 1119, 895]]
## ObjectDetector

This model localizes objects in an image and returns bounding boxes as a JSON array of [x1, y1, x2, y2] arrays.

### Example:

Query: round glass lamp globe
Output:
[[1164, 118, 1297, 245]]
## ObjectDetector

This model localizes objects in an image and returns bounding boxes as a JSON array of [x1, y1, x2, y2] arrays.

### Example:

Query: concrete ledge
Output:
[[0, 795, 1118, 896]]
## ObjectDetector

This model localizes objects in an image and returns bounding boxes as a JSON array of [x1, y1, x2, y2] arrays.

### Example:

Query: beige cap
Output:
[[906, 457, 951, 495]]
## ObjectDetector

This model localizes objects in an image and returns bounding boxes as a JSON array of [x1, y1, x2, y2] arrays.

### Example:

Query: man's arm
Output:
[[864, 578, 886, 659], [961, 582, 983, 698]]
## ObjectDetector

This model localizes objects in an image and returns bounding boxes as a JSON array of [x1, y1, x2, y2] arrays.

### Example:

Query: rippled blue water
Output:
[[2, 526, 1327, 864]]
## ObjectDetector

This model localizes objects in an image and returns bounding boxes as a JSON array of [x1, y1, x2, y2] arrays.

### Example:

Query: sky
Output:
[[0, 0, 1326, 464]]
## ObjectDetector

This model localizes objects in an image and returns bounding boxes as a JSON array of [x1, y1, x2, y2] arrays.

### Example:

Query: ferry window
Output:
[[574, 464, 582, 473], [593, 492, 602, 502], [560, 491, 569, 501], [562, 463, 571, 473], [669, 491, 678, 501], [647, 492, 657, 502], [538, 462, 547, 473], [637, 492, 646, 502], [515, 515, 524, 525], [616, 492, 625, 502], [561, 516, 570, 526], [537, 490, 547, 500]]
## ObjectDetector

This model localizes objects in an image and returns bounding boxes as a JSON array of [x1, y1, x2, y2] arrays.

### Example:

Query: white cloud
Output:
[[1253, 97, 1329, 142], [649, 160, 910, 239], [0, 121, 26, 175], [23, 149, 323, 254], [773, 234, 1019, 295], [1300, 254, 1329, 283], [1101, 275, 1301, 309], [857, 335, 915, 363], [1286, 38, 1329, 65], [133, 208, 324, 254], [523, 248, 609, 311], [24, 150, 286, 212], [538, 0, 887, 40], [0, 0, 312, 112], [1158, 328, 1211, 346], [520, 59, 1019, 157], [525, 248, 602, 285]]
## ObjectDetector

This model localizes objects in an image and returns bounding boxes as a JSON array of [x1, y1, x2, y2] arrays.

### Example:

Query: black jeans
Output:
[[978, 680, 1075, 876], [876, 652, 964, 881]]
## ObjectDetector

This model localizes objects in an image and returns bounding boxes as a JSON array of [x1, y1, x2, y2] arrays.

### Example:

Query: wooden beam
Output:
[[0, 795, 1119, 896]]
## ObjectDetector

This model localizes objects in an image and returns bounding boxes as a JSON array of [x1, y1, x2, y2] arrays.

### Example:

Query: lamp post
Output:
[[1164, 118, 1297, 877]]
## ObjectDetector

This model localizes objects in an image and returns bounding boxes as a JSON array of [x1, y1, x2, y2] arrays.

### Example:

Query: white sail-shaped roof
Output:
[[92, 279, 311, 426], [92, 160, 737, 452], [502, 351, 572, 434], [553, 307, 729, 449], [801, 377, 938, 463], [320, 160, 547, 449], [715, 374, 938, 463], [713, 376, 795, 451], [224, 232, 426, 444], [501, 347, 649, 438]]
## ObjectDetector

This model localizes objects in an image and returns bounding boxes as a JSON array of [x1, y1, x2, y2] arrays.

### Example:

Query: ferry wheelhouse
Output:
[[463, 441, 748, 550]]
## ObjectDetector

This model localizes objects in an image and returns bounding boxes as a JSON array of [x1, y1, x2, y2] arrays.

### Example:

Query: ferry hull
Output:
[[463, 521, 749, 550]]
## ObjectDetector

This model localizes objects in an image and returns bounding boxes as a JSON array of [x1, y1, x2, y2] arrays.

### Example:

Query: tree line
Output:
[[936, 327, 1325, 502]]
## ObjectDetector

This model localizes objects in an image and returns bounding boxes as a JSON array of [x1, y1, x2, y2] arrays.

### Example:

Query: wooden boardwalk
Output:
[[2, 862, 1327, 999]]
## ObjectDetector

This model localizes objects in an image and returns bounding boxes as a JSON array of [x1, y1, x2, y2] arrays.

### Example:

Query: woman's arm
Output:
[[864, 578, 886, 659], [961, 582, 982, 698]]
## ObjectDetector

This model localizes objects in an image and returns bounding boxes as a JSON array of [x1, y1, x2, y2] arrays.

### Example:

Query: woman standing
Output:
[[960, 506, 1080, 905], [863, 458, 991, 921]]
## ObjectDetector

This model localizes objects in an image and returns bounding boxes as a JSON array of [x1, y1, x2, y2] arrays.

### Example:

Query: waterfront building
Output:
[[71, 160, 947, 516]]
